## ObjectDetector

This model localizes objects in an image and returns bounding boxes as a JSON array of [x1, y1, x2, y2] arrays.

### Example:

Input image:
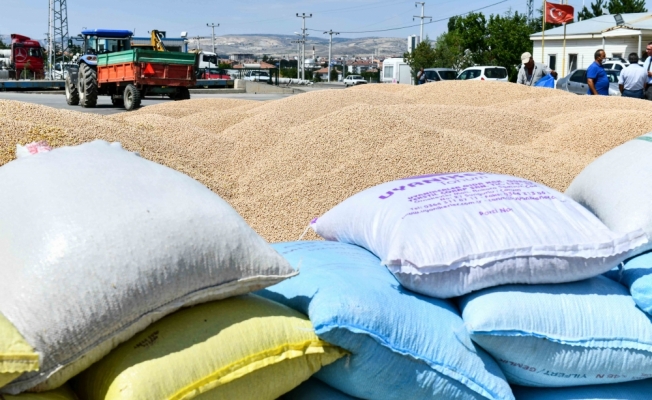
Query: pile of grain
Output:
[[2, 80, 651, 242]]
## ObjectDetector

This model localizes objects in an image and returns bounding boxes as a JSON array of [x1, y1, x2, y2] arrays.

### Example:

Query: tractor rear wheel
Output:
[[123, 84, 141, 111], [78, 63, 97, 108], [65, 75, 79, 106]]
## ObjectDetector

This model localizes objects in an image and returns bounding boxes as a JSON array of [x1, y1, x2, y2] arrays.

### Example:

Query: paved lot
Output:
[[0, 92, 295, 115]]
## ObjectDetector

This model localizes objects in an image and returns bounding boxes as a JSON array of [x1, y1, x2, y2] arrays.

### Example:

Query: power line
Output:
[[307, 0, 509, 34]]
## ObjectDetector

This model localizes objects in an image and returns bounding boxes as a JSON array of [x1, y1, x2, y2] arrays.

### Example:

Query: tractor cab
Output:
[[81, 29, 132, 58]]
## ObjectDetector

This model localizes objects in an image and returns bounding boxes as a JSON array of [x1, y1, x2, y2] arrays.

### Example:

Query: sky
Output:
[[2, 0, 652, 42]]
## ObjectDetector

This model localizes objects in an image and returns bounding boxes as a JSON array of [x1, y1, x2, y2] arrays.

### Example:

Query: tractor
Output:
[[66, 29, 198, 111]]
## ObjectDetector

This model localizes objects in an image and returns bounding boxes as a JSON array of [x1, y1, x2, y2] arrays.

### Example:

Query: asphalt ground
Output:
[[0, 92, 295, 115]]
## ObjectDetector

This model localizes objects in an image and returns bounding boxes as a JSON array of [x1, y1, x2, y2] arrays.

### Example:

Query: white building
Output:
[[531, 13, 652, 75]]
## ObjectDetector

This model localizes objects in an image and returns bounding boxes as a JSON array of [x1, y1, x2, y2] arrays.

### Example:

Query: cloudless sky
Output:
[[2, 0, 652, 41]]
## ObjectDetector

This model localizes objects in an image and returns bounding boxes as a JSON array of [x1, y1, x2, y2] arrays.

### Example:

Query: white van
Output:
[[382, 58, 412, 85]]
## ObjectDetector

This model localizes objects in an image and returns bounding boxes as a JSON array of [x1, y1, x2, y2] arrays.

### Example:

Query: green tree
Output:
[[330, 68, 339, 81], [218, 62, 231, 69], [403, 37, 437, 81], [577, 0, 607, 20], [0, 37, 8, 50], [280, 68, 297, 78], [486, 11, 533, 82], [448, 12, 489, 65], [432, 30, 474, 70], [607, 0, 647, 13]]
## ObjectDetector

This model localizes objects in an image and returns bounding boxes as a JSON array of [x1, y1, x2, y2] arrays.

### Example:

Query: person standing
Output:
[[416, 67, 426, 85], [642, 42, 652, 100], [516, 52, 557, 86], [587, 49, 609, 96], [618, 53, 646, 99]]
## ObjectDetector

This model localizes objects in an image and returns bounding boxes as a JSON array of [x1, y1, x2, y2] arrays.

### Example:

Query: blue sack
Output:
[[460, 276, 652, 387], [618, 250, 652, 315], [282, 378, 359, 399], [258, 241, 514, 400], [511, 379, 652, 399], [534, 74, 555, 88]]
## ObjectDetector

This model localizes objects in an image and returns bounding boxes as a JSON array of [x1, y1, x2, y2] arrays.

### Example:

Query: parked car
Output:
[[423, 68, 457, 82], [343, 75, 367, 87], [197, 68, 231, 80], [601, 57, 643, 71], [243, 70, 270, 82], [456, 66, 508, 82], [556, 68, 621, 96]]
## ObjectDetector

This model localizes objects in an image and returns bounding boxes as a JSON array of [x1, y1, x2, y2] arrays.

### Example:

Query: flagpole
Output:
[[542, 0, 546, 63], [562, 23, 567, 76]]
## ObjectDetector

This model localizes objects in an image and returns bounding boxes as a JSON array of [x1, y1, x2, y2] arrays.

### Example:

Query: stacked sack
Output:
[[268, 171, 652, 399], [0, 141, 345, 398]]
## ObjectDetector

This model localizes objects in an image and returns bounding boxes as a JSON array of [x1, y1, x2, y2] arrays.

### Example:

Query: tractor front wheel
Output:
[[65, 75, 79, 106], [78, 63, 97, 108], [123, 84, 141, 111]]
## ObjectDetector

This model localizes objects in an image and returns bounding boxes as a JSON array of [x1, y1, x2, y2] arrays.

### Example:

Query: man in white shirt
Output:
[[619, 53, 647, 99], [642, 42, 652, 100]]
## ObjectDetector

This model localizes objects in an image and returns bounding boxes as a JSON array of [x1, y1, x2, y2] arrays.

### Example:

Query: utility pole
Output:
[[48, 0, 69, 79], [324, 30, 340, 83], [413, 2, 431, 43], [206, 23, 219, 54], [291, 36, 304, 80], [296, 13, 312, 80]]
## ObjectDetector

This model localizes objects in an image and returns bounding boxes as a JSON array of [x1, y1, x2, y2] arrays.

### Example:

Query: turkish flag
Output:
[[545, 2, 574, 24]]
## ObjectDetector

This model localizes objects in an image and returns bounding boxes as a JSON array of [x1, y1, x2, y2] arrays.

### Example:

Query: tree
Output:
[[577, 0, 608, 20], [607, 0, 647, 14], [330, 68, 339, 82], [280, 68, 297, 78], [403, 37, 437, 81], [448, 12, 489, 65], [432, 30, 474, 70], [0, 37, 8, 50], [485, 11, 533, 82]]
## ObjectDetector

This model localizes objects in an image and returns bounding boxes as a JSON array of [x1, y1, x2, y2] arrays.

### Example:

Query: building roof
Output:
[[531, 13, 652, 37]]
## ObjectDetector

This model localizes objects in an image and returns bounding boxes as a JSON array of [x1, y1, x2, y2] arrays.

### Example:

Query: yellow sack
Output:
[[72, 295, 346, 400], [0, 313, 39, 389], [0, 385, 77, 400]]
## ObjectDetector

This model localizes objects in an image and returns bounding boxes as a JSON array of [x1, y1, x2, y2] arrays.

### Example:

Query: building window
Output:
[[384, 66, 394, 79], [549, 54, 557, 70], [612, 53, 622, 60], [568, 54, 578, 72]]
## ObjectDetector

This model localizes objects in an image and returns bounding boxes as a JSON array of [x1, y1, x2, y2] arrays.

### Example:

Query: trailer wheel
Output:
[[65, 75, 79, 106], [123, 84, 141, 111], [78, 63, 97, 108]]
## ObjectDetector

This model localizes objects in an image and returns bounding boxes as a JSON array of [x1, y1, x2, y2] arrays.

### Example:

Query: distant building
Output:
[[531, 13, 652, 75], [230, 53, 256, 61]]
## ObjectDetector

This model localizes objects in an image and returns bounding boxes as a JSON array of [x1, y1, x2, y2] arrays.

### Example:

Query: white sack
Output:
[[312, 172, 648, 298], [0, 141, 295, 393], [566, 134, 652, 237]]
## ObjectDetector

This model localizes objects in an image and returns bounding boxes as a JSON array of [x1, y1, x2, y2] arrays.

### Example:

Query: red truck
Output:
[[0, 34, 44, 79]]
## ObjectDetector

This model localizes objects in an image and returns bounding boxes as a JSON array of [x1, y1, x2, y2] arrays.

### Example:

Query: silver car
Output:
[[556, 68, 621, 96]]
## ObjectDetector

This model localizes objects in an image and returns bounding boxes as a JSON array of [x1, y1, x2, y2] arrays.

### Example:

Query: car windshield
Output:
[[485, 68, 507, 79], [350, 75, 363, 79], [206, 68, 226, 74], [438, 70, 457, 80], [424, 71, 440, 81]]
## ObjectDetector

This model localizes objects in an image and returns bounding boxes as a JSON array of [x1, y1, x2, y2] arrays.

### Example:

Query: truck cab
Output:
[[9, 34, 44, 79]]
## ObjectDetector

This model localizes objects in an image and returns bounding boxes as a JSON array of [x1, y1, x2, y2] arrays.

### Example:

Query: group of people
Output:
[[517, 44, 652, 99]]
